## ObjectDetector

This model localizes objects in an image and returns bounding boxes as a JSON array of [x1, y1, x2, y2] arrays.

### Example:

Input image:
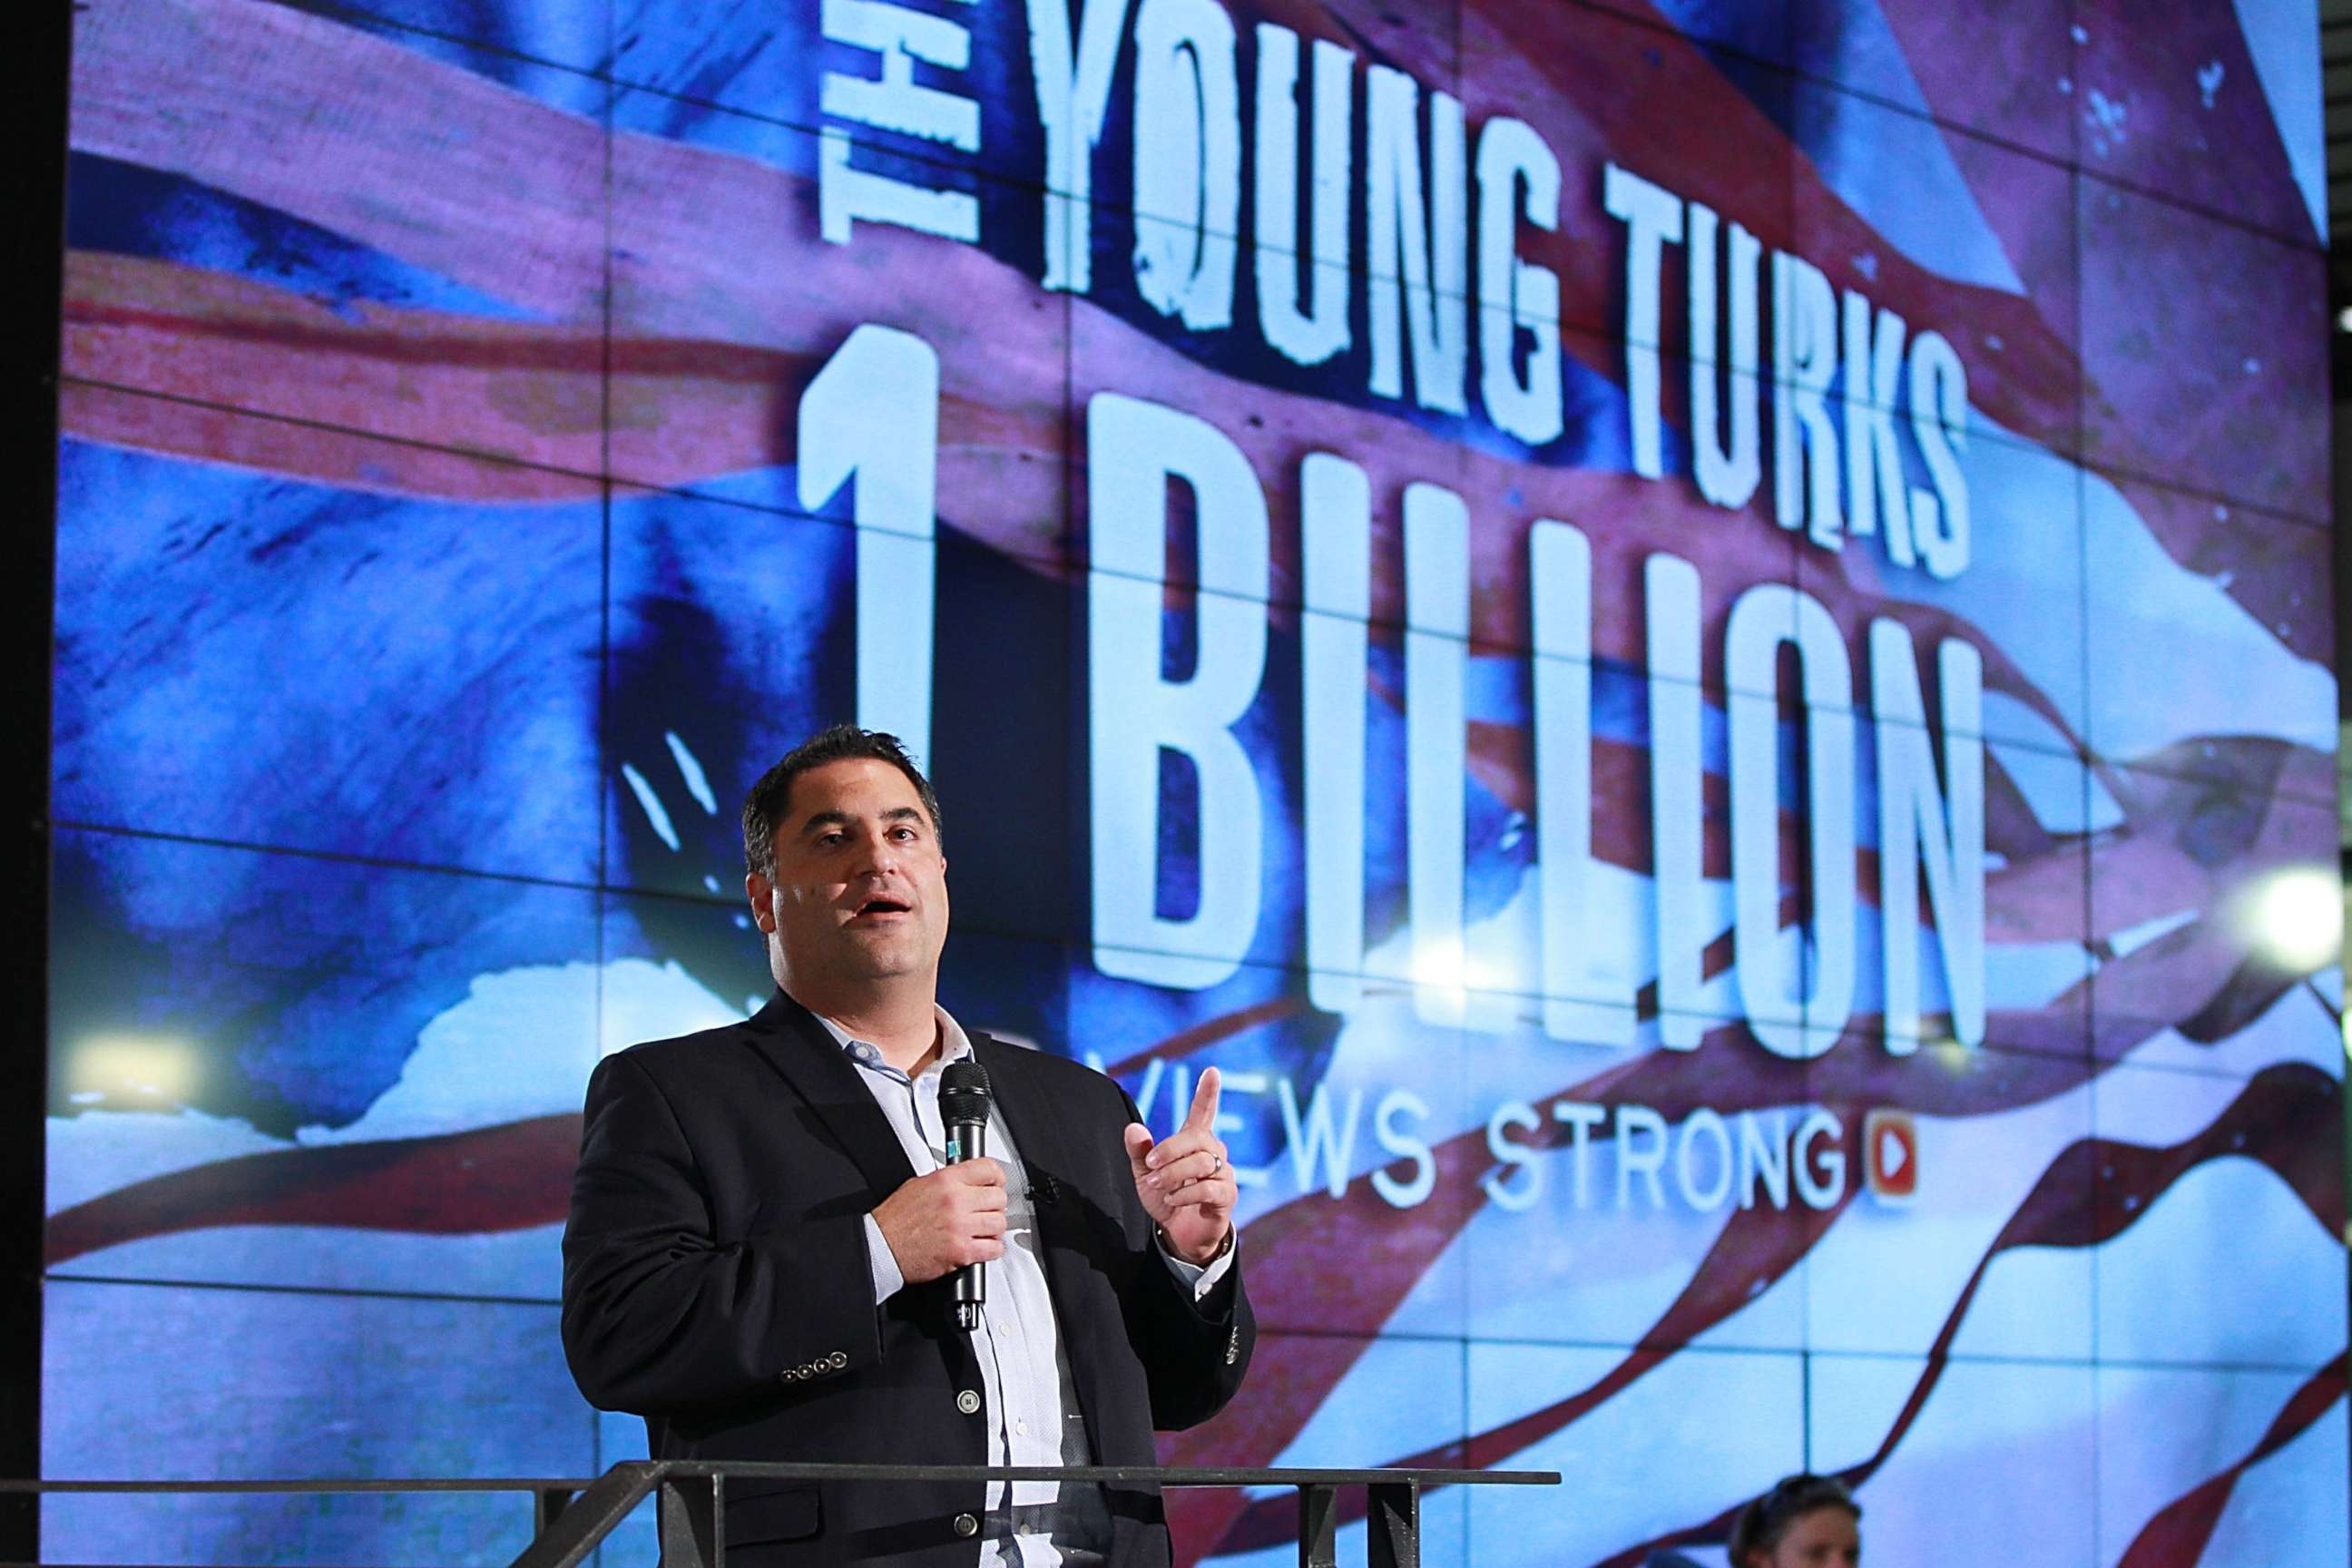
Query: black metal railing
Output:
[[0, 1462, 1559, 1568]]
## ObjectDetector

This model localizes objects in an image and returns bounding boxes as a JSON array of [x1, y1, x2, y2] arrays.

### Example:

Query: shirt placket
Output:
[[912, 1061, 1021, 1556], [995, 1166, 1057, 1485]]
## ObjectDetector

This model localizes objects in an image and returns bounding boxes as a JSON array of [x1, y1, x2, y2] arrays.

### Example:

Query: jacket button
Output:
[[955, 1514, 979, 1538], [828, 1350, 848, 1369], [956, 1388, 982, 1415]]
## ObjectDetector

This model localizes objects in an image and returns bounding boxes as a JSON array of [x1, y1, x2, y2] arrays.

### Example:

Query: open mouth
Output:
[[851, 896, 913, 920]]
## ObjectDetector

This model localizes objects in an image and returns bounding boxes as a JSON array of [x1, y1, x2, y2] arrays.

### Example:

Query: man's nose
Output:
[[853, 829, 902, 875]]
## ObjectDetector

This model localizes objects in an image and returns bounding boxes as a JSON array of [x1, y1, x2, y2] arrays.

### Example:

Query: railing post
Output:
[[660, 1473, 724, 1568], [1297, 1484, 1338, 1568], [511, 1465, 662, 1568], [1366, 1482, 1418, 1568], [533, 1487, 575, 1535]]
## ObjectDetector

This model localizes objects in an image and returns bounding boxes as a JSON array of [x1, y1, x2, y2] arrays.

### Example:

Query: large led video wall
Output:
[[46, 0, 2348, 1563]]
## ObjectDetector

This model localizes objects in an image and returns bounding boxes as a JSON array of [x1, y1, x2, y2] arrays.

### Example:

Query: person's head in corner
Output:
[[741, 725, 949, 1004], [1728, 1474, 1861, 1568]]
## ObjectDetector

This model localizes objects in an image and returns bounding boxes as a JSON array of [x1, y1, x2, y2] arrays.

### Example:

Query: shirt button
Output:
[[956, 1388, 982, 1415], [1014, 1419, 1028, 1436], [954, 1514, 979, 1538]]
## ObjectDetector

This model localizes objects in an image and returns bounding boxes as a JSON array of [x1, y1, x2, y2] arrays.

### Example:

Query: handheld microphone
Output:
[[939, 1059, 992, 1331]]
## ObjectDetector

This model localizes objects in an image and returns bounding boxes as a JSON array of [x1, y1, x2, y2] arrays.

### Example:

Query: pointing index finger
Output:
[[1182, 1065, 1221, 1134]]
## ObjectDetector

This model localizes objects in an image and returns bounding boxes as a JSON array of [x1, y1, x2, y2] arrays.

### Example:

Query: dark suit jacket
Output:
[[561, 992, 1255, 1568]]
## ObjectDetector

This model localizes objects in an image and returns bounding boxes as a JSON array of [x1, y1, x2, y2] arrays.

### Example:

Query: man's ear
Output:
[[745, 872, 776, 934]]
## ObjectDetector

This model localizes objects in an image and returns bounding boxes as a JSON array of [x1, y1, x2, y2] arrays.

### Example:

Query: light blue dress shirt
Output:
[[818, 1008, 1236, 1568]]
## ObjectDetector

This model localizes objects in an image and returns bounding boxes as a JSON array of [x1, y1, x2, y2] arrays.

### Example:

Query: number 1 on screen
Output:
[[797, 325, 941, 768]]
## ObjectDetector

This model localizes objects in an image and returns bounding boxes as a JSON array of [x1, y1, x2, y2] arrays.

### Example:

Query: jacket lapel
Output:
[[974, 1034, 1112, 1316], [974, 1033, 1112, 1455], [971, 1034, 1085, 1205], [741, 991, 918, 1201]]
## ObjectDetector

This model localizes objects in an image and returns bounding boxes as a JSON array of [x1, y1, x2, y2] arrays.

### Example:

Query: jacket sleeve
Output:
[[1114, 1090, 1257, 1431], [560, 1051, 883, 1416]]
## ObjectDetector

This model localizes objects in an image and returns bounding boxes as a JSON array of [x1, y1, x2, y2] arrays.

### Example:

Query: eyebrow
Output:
[[797, 806, 926, 838]]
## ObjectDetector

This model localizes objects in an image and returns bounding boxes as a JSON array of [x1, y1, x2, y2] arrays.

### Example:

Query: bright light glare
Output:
[[1408, 936, 1515, 999], [1411, 938, 1469, 995], [2231, 866, 2343, 974], [70, 1034, 200, 1102]]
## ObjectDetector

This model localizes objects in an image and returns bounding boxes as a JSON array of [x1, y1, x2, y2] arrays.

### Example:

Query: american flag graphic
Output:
[[45, 1, 2347, 1563]]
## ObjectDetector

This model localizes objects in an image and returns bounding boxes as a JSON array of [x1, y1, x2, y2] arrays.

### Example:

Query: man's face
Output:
[[748, 757, 949, 995], [1760, 1509, 1859, 1568]]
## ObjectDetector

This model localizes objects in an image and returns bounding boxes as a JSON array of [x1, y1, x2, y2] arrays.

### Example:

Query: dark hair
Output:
[[1728, 1474, 1859, 1564], [741, 725, 945, 879]]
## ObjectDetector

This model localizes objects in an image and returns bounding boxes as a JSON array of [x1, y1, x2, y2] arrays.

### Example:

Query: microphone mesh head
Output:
[[940, 1058, 992, 1122]]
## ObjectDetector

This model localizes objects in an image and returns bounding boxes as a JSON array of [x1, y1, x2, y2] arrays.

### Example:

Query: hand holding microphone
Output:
[[939, 1061, 992, 1328], [871, 1061, 1004, 1318]]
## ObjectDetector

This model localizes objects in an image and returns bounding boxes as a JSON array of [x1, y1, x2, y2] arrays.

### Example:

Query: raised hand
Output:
[[870, 1159, 1008, 1284], [1122, 1068, 1236, 1267]]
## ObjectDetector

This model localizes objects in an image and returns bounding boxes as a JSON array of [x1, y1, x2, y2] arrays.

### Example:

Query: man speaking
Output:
[[562, 725, 1255, 1567]]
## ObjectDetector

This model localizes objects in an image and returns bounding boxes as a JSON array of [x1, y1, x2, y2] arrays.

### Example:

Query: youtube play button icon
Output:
[[1863, 1109, 1918, 1203]]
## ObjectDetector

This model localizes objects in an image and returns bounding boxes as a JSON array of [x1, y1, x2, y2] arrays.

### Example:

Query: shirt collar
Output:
[[814, 1004, 973, 1083]]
